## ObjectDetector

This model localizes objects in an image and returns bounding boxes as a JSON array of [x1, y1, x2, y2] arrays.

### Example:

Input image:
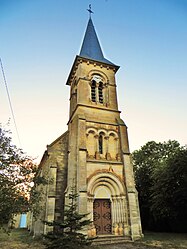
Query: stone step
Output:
[[92, 235, 131, 245]]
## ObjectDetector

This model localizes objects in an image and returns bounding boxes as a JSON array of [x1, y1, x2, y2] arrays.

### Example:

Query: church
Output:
[[30, 13, 142, 241]]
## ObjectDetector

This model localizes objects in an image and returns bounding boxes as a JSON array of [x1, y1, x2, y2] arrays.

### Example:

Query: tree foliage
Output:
[[0, 125, 37, 229], [29, 170, 48, 221], [132, 140, 187, 232], [44, 189, 92, 249]]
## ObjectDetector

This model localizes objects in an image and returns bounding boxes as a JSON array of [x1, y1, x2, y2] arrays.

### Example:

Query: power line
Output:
[[0, 58, 22, 148]]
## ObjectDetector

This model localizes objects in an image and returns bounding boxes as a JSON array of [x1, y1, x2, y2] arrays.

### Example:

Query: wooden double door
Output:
[[93, 199, 112, 235]]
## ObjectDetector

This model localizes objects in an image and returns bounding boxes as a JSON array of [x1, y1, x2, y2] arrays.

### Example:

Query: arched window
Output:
[[91, 80, 96, 102], [98, 82, 103, 103], [90, 75, 105, 104], [99, 134, 103, 154]]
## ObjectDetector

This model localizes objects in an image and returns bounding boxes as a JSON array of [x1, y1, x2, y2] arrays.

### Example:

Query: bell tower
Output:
[[65, 16, 142, 239]]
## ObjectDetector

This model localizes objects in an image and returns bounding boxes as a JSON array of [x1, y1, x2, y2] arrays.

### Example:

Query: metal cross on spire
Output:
[[87, 4, 94, 18]]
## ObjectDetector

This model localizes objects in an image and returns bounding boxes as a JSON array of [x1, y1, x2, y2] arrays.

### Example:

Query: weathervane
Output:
[[87, 4, 94, 18]]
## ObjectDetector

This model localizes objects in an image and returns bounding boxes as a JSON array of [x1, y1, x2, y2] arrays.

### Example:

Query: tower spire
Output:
[[79, 14, 115, 65]]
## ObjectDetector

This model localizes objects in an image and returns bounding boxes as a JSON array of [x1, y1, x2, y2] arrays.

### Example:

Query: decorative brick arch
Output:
[[86, 128, 97, 135], [87, 69, 109, 84], [108, 131, 118, 137], [87, 171, 125, 197]]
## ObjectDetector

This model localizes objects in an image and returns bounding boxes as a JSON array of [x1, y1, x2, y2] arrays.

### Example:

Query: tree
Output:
[[151, 149, 187, 232], [29, 171, 48, 222], [44, 188, 92, 249], [0, 124, 37, 229], [132, 140, 187, 232]]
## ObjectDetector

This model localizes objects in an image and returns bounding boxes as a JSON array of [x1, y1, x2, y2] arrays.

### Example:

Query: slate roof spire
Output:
[[79, 17, 114, 65]]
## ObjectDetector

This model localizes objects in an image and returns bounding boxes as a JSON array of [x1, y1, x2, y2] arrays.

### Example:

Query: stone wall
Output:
[[31, 131, 68, 235]]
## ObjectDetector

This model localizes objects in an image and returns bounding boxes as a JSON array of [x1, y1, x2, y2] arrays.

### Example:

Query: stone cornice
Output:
[[66, 55, 120, 86], [67, 104, 121, 125]]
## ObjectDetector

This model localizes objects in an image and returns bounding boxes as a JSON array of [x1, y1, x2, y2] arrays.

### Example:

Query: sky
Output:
[[0, 0, 187, 162]]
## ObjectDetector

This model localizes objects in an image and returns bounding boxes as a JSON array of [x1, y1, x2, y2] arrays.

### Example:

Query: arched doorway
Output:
[[87, 171, 128, 236]]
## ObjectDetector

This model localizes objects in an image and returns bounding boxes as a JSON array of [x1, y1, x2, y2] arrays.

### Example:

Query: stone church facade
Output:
[[30, 17, 142, 240]]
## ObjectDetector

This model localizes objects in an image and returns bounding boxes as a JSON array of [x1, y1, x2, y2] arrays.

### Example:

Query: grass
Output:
[[0, 229, 186, 249], [139, 231, 187, 249], [0, 228, 45, 249]]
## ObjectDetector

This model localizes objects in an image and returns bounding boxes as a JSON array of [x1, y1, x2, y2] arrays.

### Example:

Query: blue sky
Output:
[[0, 0, 187, 161]]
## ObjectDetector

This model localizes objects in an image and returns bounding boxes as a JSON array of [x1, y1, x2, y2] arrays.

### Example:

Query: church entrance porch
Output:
[[87, 171, 131, 237], [93, 199, 112, 235]]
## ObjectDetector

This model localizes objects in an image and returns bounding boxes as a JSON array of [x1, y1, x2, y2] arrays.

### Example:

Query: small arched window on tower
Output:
[[98, 82, 103, 103], [98, 133, 103, 154], [91, 80, 96, 102]]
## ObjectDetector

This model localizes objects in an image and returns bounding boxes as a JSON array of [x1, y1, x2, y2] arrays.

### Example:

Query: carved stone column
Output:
[[95, 82, 99, 103], [112, 197, 117, 234]]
